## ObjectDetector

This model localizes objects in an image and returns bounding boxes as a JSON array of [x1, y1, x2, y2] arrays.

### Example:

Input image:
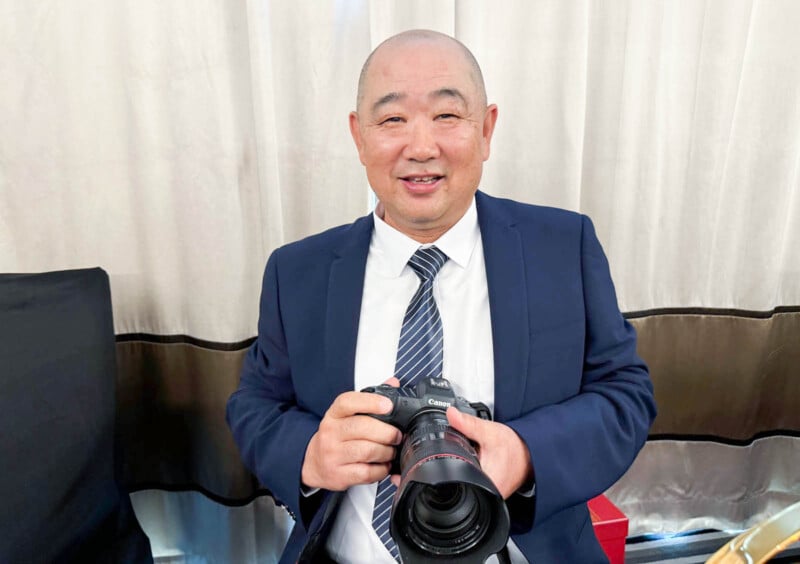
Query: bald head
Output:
[[356, 29, 487, 113]]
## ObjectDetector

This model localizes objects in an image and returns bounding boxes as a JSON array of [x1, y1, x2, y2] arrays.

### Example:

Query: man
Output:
[[227, 29, 656, 563]]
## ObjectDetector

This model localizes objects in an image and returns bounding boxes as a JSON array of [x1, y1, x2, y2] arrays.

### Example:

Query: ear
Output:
[[349, 111, 367, 165], [481, 104, 499, 161]]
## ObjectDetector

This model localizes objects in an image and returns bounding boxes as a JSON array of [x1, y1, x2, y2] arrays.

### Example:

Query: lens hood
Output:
[[391, 455, 510, 563]]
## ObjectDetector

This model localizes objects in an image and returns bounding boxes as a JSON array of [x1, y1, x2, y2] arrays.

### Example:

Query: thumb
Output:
[[447, 406, 483, 443], [383, 376, 401, 388]]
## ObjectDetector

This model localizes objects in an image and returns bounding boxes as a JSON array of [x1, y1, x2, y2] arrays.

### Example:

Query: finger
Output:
[[343, 462, 392, 487], [341, 440, 396, 465], [446, 407, 483, 444], [383, 376, 401, 387], [329, 390, 394, 418], [390, 474, 401, 488], [339, 415, 403, 445]]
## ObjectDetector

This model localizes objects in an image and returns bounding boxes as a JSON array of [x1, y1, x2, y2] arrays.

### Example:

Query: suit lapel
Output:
[[323, 214, 374, 401], [476, 192, 530, 422]]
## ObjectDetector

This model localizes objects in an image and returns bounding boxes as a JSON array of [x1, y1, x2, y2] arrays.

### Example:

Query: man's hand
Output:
[[446, 407, 534, 499], [302, 378, 402, 491]]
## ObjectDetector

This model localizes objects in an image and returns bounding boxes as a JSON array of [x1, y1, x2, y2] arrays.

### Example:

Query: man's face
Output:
[[350, 39, 498, 242]]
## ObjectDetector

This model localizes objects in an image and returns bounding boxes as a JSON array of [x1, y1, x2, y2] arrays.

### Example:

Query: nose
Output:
[[402, 120, 440, 162]]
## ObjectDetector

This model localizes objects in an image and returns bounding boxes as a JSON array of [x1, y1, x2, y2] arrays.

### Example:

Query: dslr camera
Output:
[[362, 377, 510, 563]]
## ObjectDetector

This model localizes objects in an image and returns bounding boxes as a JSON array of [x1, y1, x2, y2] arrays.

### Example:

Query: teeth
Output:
[[410, 176, 437, 183]]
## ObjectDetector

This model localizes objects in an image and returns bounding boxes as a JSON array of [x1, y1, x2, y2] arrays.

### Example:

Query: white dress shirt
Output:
[[324, 198, 528, 563]]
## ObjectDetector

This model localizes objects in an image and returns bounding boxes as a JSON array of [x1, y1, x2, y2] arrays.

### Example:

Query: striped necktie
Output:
[[372, 246, 448, 561]]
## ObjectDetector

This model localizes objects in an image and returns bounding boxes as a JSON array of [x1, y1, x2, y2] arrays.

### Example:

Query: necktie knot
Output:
[[408, 246, 448, 282]]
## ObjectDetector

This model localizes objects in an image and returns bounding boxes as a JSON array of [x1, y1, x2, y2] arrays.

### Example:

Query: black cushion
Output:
[[0, 268, 153, 563]]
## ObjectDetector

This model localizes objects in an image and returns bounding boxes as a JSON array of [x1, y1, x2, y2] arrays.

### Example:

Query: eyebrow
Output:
[[370, 87, 468, 115], [431, 87, 467, 105], [371, 92, 404, 114]]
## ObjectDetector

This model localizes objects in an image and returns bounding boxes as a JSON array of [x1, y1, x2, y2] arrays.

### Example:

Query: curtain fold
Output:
[[2, 1, 799, 561]]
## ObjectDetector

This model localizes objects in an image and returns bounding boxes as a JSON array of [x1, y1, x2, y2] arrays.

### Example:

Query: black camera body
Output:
[[363, 377, 491, 467], [362, 378, 510, 563]]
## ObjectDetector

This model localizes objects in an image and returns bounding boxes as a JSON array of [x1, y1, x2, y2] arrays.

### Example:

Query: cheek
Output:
[[364, 142, 401, 168], [450, 145, 486, 173], [446, 130, 486, 163]]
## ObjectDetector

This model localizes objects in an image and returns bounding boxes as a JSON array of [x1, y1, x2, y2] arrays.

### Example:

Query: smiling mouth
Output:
[[401, 175, 444, 184]]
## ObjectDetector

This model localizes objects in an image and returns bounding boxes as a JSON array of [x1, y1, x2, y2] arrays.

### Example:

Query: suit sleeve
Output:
[[226, 250, 323, 528], [504, 215, 656, 531]]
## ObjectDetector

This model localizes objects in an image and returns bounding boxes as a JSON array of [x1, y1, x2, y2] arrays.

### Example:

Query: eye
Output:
[[379, 116, 404, 125], [436, 113, 459, 120]]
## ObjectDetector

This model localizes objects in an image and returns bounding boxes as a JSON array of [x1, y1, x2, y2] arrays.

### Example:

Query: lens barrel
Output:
[[390, 410, 510, 563]]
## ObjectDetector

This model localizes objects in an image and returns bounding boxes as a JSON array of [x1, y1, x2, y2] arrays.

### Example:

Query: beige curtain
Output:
[[2, 0, 799, 561]]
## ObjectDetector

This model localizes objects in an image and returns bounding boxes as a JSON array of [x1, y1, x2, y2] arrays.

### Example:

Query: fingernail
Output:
[[380, 397, 394, 413]]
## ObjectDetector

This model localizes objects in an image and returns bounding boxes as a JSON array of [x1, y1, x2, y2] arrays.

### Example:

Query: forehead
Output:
[[362, 39, 478, 107]]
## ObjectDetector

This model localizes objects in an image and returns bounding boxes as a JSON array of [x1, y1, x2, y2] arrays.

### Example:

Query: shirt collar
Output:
[[371, 197, 480, 277]]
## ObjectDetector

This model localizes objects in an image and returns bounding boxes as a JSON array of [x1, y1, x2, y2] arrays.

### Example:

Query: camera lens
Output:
[[422, 483, 462, 511], [414, 483, 477, 535], [405, 481, 491, 552], [391, 411, 509, 560]]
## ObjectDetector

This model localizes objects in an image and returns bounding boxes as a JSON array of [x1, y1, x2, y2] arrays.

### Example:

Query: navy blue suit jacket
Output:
[[227, 191, 656, 563]]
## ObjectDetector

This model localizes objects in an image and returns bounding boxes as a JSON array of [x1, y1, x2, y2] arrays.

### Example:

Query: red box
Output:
[[588, 494, 629, 564]]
